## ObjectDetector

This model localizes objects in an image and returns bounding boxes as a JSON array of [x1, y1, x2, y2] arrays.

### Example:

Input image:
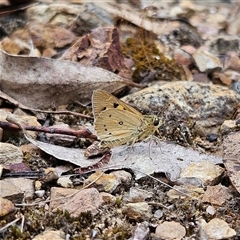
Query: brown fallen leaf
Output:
[[0, 50, 128, 108], [61, 27, 131, 79]]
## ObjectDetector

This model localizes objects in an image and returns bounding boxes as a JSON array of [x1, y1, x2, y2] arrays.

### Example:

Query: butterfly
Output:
[[92, 89, 161, 148]]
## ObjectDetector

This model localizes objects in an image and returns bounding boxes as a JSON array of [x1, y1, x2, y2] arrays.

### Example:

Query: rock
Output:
[[42, 48, 57, 58], [0, 142, 23, 164], [223, 131, 240, 194], [129, 221, 149, 240], [180, 161, 224, 185], [35, 190, 45, 198], [206, 205, 216, 215], [12, 22, 76, 50], [99, 192, 116, 204], [206, 35, 240, 55], [202, 184, 232, 205], [49, 187, 79, 210], [192, 48, 222, 72], [174, 48, 194, 67], [41, 168, 59, 183], [0, 180, 24, 203], [0, 197, 15, 217], [220, 120, 239, 135], [35, 180, 42, 191], [200, 218, 236, 239], [50, 187, 104, 217], [122, 202, 152, 221], [124, 187, 153, 202], [33, 229, 65, 240], [57, 176, 73, 188], [84, 171, 121, 193], [167, 185, 204, 200], [155, 221, 186, 240], [20, 143, 42, 155], [193, 72, 210, 83], [153, 209, 163, 219], [4, 178, 35, 200], [0, 37, 21, 54], [122, 81, 240, 136], [222, 52, 240, 72], [111, 170, 132, 187]]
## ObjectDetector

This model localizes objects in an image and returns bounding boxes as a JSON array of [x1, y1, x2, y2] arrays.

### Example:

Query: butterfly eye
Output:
[[153, 118, 160, 126]]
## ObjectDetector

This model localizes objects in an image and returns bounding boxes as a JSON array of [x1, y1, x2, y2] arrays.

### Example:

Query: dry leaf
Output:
[[0, 50, 127, 108]]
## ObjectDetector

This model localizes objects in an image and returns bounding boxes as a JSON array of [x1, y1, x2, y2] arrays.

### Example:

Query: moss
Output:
[[0, 207, 94, 239], [122, 37, 184, 83]]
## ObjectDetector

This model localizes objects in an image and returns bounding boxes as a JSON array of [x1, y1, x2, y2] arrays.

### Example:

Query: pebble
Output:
[[0, 179, 24, 203], [206, 205, 216, 215], [35, 180, 42, 191], [122, 202, 152, 221], [202, 184, 232, 205], [199, 218, 236, 239], [84, 171, 121, 193], [49, 187, 104, 217], [41, 168, 59, 183], [57, 176, 73, 188], [180, 161, 224, 185], [0, 142, 23, 164], [111, 170, 132, 186], [129, 221, 149, 240], [220, 120, 239, 135], [167, 185, 204, 200], [35, 190, 45, 198], [99, 192, 116, 205], [154, 209, 163, 219], [155, 221, 186, 240], [33, 229, 65, 240], [0, 197, 15, 217], [192, 48, 222, 72], [124, 187, 154, 203]]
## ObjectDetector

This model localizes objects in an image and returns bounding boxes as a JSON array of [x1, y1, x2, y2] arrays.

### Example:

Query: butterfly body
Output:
[[92, 89, 161, 148]]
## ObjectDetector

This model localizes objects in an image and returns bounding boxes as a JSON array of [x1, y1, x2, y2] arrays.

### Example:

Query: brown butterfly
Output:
[[92, 89, 161, 148]]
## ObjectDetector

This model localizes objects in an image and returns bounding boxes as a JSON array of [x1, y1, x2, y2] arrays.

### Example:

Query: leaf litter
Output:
[[1, 1, 240, 239]]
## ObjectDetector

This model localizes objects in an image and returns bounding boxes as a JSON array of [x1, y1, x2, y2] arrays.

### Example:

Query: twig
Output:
[[0, 90, 92, 119], [20, 215, 24, 233], [23, 109, 93, 119], [1, 120, 97, 140], [0, 217, 21, 233]]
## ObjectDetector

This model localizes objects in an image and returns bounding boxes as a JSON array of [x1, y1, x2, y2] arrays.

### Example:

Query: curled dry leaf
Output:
[[61, 27, 131, 79]]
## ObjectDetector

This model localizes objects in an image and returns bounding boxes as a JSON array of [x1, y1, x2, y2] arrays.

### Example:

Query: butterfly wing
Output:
[[92, 89, 142, 118], [94, 108, 143, 147]]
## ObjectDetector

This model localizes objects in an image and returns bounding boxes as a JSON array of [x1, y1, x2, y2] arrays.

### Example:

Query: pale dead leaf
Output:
[[108, 141, 222, 180], [16, 124, 222, 180], [23, 134, 100, 167]]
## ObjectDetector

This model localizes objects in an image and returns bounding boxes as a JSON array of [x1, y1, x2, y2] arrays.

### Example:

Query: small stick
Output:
[[0, 120, 97, 140], [0, 217, 21, 233]]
